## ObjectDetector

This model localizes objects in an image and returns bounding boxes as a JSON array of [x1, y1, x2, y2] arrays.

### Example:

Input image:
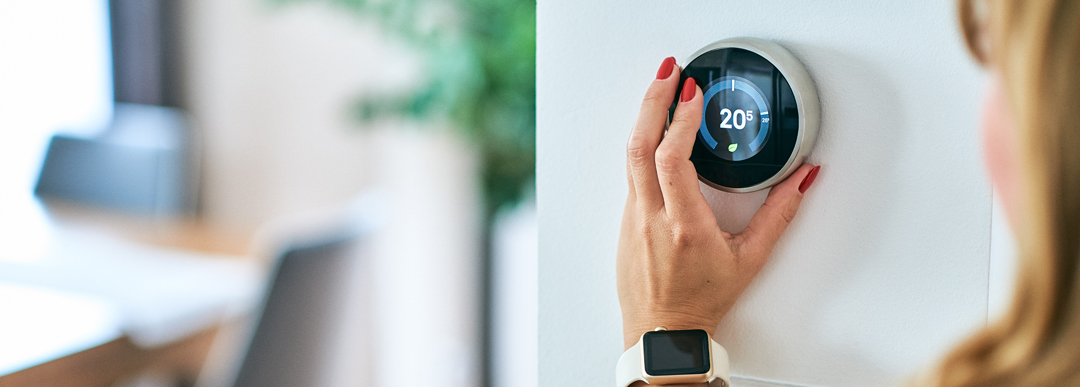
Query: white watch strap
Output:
[[709, 338, 731, 387], [615, 337, 731, 387], [615, 340, 645, 387]]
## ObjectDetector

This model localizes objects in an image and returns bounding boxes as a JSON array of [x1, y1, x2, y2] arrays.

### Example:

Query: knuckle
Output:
[[668, 116, 689, 130], [730, 230, 755, 257], [626, 137, 652, 166], [640, 86, 667, 105], [671, 103, 700, 123], [780, 203, 798, 224], [762, 202, 796, 225], [653, 148, 681, 174], [731, 240, 765, 270], [669, 223, 697, 246]]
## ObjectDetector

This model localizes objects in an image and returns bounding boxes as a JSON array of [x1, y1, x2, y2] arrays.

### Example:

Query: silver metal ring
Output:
[[684, 37, 820, 193]]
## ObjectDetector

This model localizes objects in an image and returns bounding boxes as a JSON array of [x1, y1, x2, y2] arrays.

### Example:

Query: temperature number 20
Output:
[[719, 108, 754, 130]]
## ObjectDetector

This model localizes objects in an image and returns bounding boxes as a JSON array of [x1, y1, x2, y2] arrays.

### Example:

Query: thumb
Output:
[[732, 164, 820, 267]]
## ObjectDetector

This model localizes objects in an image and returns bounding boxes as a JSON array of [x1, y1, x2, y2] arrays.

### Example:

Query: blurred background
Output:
[[0, 1, 535, 387]]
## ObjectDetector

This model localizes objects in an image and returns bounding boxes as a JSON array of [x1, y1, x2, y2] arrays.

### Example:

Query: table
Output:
[[0, 329, 218, 387], [0, 199, 261, 387]]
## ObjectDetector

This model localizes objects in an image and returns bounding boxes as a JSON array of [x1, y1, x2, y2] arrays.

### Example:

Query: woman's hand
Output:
[[617, 57, 821, 349]]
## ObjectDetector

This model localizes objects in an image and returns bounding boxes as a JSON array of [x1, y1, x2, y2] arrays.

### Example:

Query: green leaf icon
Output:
[[728, 143, 738, 152]]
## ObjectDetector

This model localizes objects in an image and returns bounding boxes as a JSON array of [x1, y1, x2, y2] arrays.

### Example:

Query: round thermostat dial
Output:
[[674, 37, 820, 193]]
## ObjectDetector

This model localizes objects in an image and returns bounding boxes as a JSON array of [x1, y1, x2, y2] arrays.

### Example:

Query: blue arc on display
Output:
[[699, 76, 771, 161]]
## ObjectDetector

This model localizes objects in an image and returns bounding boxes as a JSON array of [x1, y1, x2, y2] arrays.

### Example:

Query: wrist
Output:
[[622, 312, 719, 349], [617, 326, 729, 387]]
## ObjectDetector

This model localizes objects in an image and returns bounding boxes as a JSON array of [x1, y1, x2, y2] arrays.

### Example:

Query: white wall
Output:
[[538, 1, 992, 386], [184, 0, 422, 230]]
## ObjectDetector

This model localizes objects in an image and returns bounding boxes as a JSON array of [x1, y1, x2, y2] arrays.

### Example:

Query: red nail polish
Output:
[[656, 57, 676, 80], [799, 165, 821, 194], [680, 78, 696, 102]]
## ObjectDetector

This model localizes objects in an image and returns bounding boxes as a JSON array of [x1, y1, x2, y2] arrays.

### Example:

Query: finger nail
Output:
[[656, 57, 676, 80], [680, 78, 696, 102], [799, 165, 821, 194]]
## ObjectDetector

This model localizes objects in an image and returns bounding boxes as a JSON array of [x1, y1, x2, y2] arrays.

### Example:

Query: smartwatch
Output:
[[616, 328, 730, 387]]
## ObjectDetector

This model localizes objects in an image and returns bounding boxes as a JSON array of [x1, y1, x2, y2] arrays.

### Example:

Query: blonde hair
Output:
[[930, 0, 1080, 385]]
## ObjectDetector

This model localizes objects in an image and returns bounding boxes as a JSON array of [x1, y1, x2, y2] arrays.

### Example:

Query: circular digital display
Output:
[[699, 76, 771, 161], [672, 38, 819, 193]]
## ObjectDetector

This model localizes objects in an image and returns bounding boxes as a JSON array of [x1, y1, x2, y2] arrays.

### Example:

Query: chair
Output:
[[199, 194, 383, 387]]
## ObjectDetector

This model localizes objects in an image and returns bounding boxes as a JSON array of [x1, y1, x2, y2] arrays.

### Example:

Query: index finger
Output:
[[654, 77, 711, 220], [626, 57, 682, 210]]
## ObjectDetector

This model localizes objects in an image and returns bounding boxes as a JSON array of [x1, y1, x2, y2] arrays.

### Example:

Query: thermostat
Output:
[[674, 37, 820, 192]]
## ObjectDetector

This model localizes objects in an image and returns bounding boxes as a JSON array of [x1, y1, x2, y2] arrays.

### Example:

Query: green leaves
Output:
[[274, 0, 536, 217]]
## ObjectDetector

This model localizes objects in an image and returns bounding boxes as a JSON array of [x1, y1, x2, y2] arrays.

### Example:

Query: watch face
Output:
[[642, 329, 711, 376], [674, 47, 801, 190]]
